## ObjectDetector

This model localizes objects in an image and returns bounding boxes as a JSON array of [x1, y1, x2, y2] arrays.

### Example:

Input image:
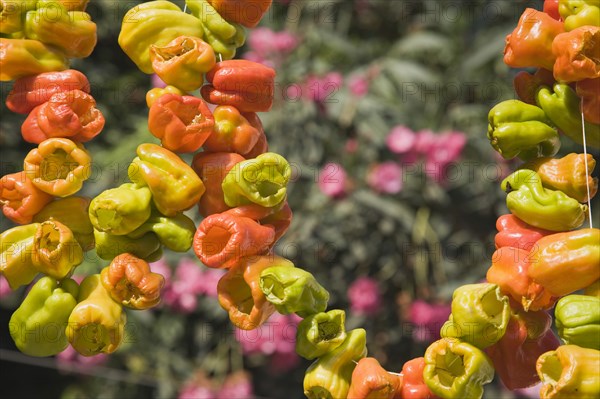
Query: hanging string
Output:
[[581, 108, 593, 229], [183, 4, 187, 13]]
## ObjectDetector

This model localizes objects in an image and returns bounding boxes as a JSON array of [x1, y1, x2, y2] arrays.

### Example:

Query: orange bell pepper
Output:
[[207, 0, 272, 28], [552, 26, 600, 82], [225, 201, 292, 242], [397, 357, 437, 399], [576, 78, 600, 124], [0, 172, 53, 224], [347, 357, 402, 399], [146, 85, 187, 108], [203, 106, 264, 156]]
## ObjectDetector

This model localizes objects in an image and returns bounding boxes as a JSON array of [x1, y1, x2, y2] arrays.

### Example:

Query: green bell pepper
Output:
[[127, 209, 196, 253], [0, 223, 40, 289], [501, 169, 587, 231], [9, 276, 78, 357], [296, 309, 347, 360], [441, 283, 511, 349], [93, 229, 162, 262], [423, 338, 495, 399], [259, 265, 329, 318], [555, 295, 600, 350], [559, 0, 600, 31], [487, 100, 560, 160]]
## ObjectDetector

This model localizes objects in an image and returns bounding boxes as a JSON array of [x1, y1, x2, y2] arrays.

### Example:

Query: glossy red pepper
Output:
[[224, 201, 292, 242], [495, 214, 552, 251], [513, 68, 555, 105], [0, 172, 53, 225], [207, 0, 273, 28], [203, 106, 264, 156], [397, 357, 436, 399], [543, 0, 562, 20]]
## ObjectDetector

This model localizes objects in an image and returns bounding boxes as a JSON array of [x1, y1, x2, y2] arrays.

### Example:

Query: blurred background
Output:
[[1, 0, 598, 398]]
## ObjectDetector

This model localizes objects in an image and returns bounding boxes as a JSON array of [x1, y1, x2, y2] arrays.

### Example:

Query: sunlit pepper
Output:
[[1, 171, 53, 224], [0, 223, 40, 289], [559, 0, 600, 29], [487, 100, 560, 160], [217, 255, 279, 329], [128, 143, 205, 216], [400, 357, 437, 399], [0, 0, 36, 35], [100, 253, 165, 310], [553, 26, 600, 82], [93, 229, 162, 262], [32, 220, 83, 279], [185, 0, 246, 60], [127, 209, 196, 253], [494, 214, 552, 251], [487, 247, 556, 311], [33, 196, 94, 251], [9, 276, 79, 357], [193, 211, 275, 269], [222, 152, 291, 208], [6, 69, 90, 114], [21, 89, 105, 144], [504, 8, 564, 70], [89, 183, 152, 236], [145, 85, 188, 108], [205, 0, 272, 28], [201, 60, 275, 112], [150, 35, 216, 92], [577, 78, 600, 124], [303, 328, 368, 399], [440, 283, 510, 349], [148, 93, 214, 153], [347, 357, 402, 399], [296, 309, 347, 360], [501, 169, 587, 232], [555, 295, 600, 350], [203, 106, 264, 156], [537, 345, 600, 398], [118, 0, 204, 74], [535, 83, 600, 148], [513, 68, 555, 105], [528, 228, 600, 296], [485, 309, 560, 390], [544, 0, 562, 20], [24, 0, 97, 58], [191, 152, 245, 216], [0, 38, 69, 81], [66, 274, 126, 356], [259, 265, 329, 318], [423, 338, 494, 399]]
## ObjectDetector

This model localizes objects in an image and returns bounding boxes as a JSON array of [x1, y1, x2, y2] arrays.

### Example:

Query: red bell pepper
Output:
[[513, 68, 555, 105], [495, 214, 552, 251], [203, 106, 264, 156], [396, 357, 436, 399]]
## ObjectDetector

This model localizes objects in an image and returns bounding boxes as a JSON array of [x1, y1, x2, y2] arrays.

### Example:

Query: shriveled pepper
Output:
[[193, 211, 275, 269], [504, 8, 564, 70], [1, 171, 53, 224], [537, 345, 600, 398], [399, 357, 437, 399], [487, 247, 557, 311], [23, 138, 92, 197], [118, 0, 204, 74], [24, 0, 97, 58], [222, 152, 291, 208], [6, 69, 90, 114], [149, 35, 216, 92], [223, 202, 292, 240], [559, 0, 600, 29], [0, 223, 40, 289], [191, 152, 245, 216], [89, 183, 152, 236], [100, 253, 165, 310], [535, 83, 600, 148], [147, 93, 214, 153], [552, 26, 600, 82], [33, 196, 94, 251], [94, 229, 162, 262], [185, 0, 246, 60], [577, 78, 600, 124], [513, 68, 555, 105], [128, 143, 205, 216], [127, 209, 196, 253], [494, 214, 552, 251], [487, 100, 560, 161], [528, 228, 600, 296], [146, 85, 188, 108], [21, 89, 105, 144], [303, 328, 368, 399], [32, 220, 83, 279], [347, 357, 402, 399], [296, 309, 347, 360], [485, 309, 560, 390], [9, 276, 79, 357], [501, 169, 587, 232], [203, 106, 264, 156], [217, 255, 279, 330], [423, 338, 494, 399], [205, 0, 272, 28], [0, 38, 69, 81], [440, 283, 511, 349], [66, 274, 126, 356], [201, 60, 275, 112], [555, 295, 600, 350]]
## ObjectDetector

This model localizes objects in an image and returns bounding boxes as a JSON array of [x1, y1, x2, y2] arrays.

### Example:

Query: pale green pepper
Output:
[[127, 209, 196, 253], [555, 295, 600, 350], [93, 229, 162, 262], [296, 310, 347, 360], [559, 0, 600, 30], [0, 223, 40, 289]]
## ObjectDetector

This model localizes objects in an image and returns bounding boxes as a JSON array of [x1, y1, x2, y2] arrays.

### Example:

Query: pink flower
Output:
[[386, 126, 416, 154], [367, 162, 403, 194], [347, 277, 382, 315], [318, 162, 348, 198], [217, 372, 254, 399], [513, 383, 542, 398], [56, 346, 108, 369], [305, 72, 343, 103], [269, 350, 300, 374], [179, 384, 217, 399], [200, 268, 226, 298], [408, 300, 451, 343], [424, 131, 467, 183], [273, 31, 299, 53], [235, 313, 298, 356], [414, 129, 436, 154], [248, 27, 278, 57], [151, 74, 167, 89], [0, 275, 13, 298], [150, 259, 172, 286], [348, 75, 369, 97]]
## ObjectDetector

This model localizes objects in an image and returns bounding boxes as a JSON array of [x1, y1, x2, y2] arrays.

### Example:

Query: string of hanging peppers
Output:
[[0, 0, 599, 398]]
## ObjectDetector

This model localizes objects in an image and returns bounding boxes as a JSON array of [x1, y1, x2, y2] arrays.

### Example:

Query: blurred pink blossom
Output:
[[56, 346, 108, 369], [367, 162, 403, 194], [318, 162, 348, 198], [179, 383, 217, 399], [387, 126, 416, 154], [414, 129, 436, 154], [409, 300, 451, 343], [304, 72, 343, 103], [269, 350, 301, 374], [246, 27, 298, 65], [345, 138, 358, 154], [348, 75, 369, 97], [424, 131, 467, 183], [273, 31, 299, 53], [513, 383, 542, 398], [248, 27, 277, 56], [150, 259, 172, 286], [200, 268, 226, 298], [0, 275, 13, 298], [151, 74, 167, 89], [235, 313, 299, 357], [348, 277, 382, 315], [217, 372, 254, 399]]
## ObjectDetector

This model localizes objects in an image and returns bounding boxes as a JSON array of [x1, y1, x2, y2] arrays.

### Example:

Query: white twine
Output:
[[581, 109, 593, 229]]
